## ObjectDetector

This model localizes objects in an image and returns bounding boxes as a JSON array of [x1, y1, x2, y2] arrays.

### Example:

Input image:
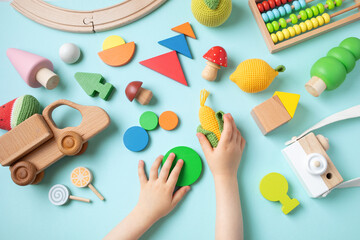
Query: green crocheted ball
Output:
[[191, 0, 232, 27]]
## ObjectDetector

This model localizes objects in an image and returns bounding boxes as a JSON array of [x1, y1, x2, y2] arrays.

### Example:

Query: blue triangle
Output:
[[158, 34, 192, 59]]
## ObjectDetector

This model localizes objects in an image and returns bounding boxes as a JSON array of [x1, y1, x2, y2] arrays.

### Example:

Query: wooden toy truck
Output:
[[0, 99, 110, 186]]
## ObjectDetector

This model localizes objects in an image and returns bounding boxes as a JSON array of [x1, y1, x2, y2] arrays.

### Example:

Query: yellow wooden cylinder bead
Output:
[[305, 20, 313, 30], [276, 31, 285, 41], [271, 33, 278, 43], [323, 13, 330, 24], [299, 22, 307, 33], [311, 18, 319, 28], [316, 16, 325, 26], [288, 27, 296, 37], [282, 29, 290, 39], [294, 25, 301, 35]]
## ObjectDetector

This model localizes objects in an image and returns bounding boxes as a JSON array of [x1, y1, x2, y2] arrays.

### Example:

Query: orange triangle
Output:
[[140, 51, 188, 86], [171, 22, 196, 39]]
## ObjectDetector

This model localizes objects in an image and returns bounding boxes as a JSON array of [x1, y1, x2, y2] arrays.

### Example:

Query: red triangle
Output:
[[140, 51, 188, 86]]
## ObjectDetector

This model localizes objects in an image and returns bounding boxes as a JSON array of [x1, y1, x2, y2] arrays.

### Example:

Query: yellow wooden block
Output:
[[102, 35, 125, 50], [260, 172, 300, 214], [273, 91, 300, 118]]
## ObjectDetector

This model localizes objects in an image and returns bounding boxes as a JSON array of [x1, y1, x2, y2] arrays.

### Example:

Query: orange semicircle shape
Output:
[[98, 42, 135, 67]]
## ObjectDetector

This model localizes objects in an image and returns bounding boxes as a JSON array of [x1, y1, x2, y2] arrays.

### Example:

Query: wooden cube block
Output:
[[251, 95, 291, 135]]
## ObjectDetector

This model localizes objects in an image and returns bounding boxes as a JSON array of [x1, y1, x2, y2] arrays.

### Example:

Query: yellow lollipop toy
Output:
[[71, 167, 104, 201]]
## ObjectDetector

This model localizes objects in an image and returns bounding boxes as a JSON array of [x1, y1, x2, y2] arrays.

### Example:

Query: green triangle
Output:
[[74, 72, 114, 101]]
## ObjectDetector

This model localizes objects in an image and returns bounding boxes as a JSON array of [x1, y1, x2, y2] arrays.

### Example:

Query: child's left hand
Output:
[[104, 154, 190, 240], [135, 153, 191, 223]]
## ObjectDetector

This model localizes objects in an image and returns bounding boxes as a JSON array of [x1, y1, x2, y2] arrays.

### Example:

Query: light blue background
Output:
[[1, 0, 360, 239]]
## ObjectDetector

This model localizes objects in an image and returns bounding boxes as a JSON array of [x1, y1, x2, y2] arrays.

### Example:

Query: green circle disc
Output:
[[162, 146, 202, 186], [139, 111, 158, 131]]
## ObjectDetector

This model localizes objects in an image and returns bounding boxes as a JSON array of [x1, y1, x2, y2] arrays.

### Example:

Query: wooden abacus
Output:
[[249, 0, 360, 53]]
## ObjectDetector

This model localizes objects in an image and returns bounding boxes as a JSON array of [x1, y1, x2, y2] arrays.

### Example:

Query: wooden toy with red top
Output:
[[202, 46, 228, 81], [0, 99, 110, 186], [125, 81, 153, 105]]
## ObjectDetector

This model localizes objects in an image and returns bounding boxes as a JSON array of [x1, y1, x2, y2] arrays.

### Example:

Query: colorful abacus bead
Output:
[[271, 13, 330, 43], [262, 4, 292, 22], [257, 0, 292, 13], [267, 20, 280, 33], [267, 18, 288, 32], [261, 0, 305, 23], [267, 3, 326, 32]]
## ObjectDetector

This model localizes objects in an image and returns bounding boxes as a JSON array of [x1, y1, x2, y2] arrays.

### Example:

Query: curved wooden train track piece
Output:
[[11, 0, 167, 33]]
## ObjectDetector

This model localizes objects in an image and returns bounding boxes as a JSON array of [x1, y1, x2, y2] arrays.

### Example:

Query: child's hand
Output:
[[135, 153, 191, 223], [196, 113, 246, 180], [104, 154, 190, 240]]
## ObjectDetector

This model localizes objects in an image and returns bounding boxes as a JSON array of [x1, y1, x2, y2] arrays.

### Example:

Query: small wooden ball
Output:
[[59, 43, 81, 64]]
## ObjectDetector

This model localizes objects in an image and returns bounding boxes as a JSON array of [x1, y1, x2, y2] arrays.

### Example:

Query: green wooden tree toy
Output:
[[74, 72, 114, 100], [305, 37, 360, 97]]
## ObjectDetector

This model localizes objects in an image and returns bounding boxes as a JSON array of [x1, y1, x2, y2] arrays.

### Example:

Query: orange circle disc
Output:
[[159, 111, 179, 130]]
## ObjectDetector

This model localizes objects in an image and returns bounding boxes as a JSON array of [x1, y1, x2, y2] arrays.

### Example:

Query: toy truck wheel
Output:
[[57, 131, 83, 155], [75, 142, 88, 156], [10, 161, 37, 186], [31, 171, 45, 185]]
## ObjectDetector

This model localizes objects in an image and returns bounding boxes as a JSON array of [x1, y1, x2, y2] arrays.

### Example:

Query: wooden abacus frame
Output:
[[249, 0, 360, 53]]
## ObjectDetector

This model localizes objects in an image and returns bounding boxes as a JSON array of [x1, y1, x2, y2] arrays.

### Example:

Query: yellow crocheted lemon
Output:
[[191, 0, 232, 27], [229, 59, 285, 93]]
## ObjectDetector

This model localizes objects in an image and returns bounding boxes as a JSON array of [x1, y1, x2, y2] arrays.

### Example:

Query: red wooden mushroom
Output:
[[125, 81, 153, 105], [202, 46, 228, 81]]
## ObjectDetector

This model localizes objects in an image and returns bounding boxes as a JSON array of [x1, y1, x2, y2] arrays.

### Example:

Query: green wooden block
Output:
[[74, 72, 114, 100]]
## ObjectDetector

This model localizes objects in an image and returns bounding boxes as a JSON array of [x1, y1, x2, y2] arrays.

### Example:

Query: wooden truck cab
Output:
[[0, 99, 110, 186]]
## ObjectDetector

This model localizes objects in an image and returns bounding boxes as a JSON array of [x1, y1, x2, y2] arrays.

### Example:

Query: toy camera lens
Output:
[[306, 153, 328, 175]]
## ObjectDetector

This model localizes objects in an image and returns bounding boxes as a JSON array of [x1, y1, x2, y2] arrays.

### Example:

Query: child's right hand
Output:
[[196, 113, 245, 180]]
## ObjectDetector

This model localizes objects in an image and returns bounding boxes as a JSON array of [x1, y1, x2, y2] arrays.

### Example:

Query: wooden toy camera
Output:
[[0, 99, 110, 186], [282, 105, 360, 198], [282, 132, 343, 198]]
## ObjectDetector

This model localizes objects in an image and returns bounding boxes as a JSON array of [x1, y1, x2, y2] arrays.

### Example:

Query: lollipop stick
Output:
[[69, 195, 91, 203], [88, 183, 105, 201]]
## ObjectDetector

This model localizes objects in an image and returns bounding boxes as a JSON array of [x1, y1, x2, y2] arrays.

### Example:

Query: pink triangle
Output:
[[139, 51, 187, 86]]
